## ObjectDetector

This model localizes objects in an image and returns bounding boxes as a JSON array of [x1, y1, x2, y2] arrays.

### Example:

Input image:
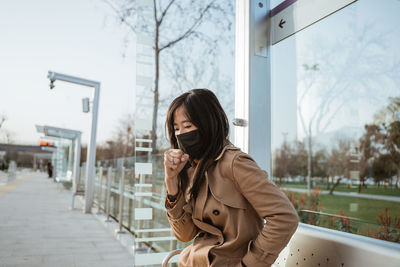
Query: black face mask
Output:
[[176, 130, 203, 160]]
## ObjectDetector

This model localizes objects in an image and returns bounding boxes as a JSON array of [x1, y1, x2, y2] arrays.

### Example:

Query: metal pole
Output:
[[97, 166, 103, 214], [67, 140, 74, 176], [307, 127, 312, 196], [234, 0, 271, 172], [84, 83, 100, 213], [73, 133, 81, 194], [80, 164, 86, 189], [47, 71, 100, 214], [116, 166, 126, 234], [105, 166, 112, 222]]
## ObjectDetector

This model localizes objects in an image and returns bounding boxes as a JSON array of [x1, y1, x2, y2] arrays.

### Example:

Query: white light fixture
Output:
[[82, 97, 90, 113]]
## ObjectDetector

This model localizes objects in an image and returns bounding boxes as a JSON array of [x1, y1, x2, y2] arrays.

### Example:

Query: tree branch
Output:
[[0, 115, 5, 130], [103, 0, 136, 32], [314, 82, 350, 134], [298, 104, 309, 139], [153, 0, 159, 24], [158, 1, 213, 52], [320, 97, 350, 134], [159, 0, 176, 25]]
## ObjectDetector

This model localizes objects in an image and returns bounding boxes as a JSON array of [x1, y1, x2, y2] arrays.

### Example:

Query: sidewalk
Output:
[[283, 187, 400, 203], [0, 172, 134, 267]]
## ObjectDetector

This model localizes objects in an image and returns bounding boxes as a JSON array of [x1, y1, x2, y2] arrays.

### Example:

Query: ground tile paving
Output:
[[0, 172, 134, 267]]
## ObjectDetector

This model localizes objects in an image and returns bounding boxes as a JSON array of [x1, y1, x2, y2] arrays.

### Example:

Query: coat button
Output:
[[212, 209, 220, 216]]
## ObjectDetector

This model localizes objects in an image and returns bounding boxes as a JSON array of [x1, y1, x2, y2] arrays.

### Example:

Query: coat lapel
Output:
[[192, 171, 224, 243]]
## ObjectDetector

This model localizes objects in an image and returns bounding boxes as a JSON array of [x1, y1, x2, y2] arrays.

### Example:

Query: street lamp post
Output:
[[47, 71, 100, 213]]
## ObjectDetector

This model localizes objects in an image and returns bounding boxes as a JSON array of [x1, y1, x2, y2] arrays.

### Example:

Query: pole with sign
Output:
[[271, 0, 357, 45]]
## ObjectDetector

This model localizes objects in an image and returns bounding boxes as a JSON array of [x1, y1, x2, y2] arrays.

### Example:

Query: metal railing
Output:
[[92, 155, 184, 266], [86, 154, 400, 267]]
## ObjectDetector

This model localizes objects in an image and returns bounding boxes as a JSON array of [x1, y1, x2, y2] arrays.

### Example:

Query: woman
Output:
[[164, 89, 298, 267]]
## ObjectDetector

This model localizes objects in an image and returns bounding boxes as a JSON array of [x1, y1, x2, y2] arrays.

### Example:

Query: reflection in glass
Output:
[[93, 0, 236, 264], [271, 0, 400, 243]]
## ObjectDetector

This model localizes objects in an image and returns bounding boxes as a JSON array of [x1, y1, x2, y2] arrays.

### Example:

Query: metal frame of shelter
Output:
[[36, 125, 82, 192], [47, 71, 100, 214]]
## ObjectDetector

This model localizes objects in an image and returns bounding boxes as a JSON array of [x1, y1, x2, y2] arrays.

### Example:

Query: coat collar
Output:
[[214, 140, 240, 161]]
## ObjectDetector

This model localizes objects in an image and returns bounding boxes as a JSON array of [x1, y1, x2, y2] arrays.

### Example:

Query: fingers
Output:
[[163, 152, 175, 169], [180, 153, 189, 163], [169, 149, 184, 158], [164, 150, 188, 171], [165, 150, 186, 164], [163, 152, 178, 170]]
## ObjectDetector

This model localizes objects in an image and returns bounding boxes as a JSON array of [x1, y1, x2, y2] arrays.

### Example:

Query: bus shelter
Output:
[[36, 125, 82, 191]]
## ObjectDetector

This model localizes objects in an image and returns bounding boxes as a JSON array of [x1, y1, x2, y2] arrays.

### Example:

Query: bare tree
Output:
[[0, 114, 14, 144], [273, 140, 291, 185], [115, 113, 135, 157], [0, 113, 6, 130], [312, 147, 328, 185], [374, 96, 400, 124], [380, 98, 400, 188], [104, 0, 234, 152], [298, 22, 400, 191], [326, 138, 351, 194], [96, 113, 135, 160], [3, 131, 14, 144], [157, 44, 235, 149], [359, 124, 380, 190], [363, 96, 400, 188]]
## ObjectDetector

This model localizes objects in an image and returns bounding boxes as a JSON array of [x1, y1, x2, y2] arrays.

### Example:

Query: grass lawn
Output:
[[282, 183, 400, 197], [286, 191, 400, 243], [328, 186, 400, 196], [288, 191, 400, 224], [318, 194, 400, 223]]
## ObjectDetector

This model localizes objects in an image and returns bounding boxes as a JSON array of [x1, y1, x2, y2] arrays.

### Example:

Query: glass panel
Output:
[[271, 0, 400, 243], [94, 1, 235, 264], [132, 0, 236, 265], [54, 138, 72, 183]]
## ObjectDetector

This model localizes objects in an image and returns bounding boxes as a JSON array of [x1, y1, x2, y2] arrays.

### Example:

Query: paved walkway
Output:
[[284, 187, 400, 202], [0, 172, 134, 267]]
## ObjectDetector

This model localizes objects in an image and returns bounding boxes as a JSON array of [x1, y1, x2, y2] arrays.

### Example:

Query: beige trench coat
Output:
[[166, 143, 299, 267]]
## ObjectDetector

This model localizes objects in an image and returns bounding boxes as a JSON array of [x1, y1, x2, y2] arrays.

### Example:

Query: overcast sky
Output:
[[0, 0, 136, 145], [271, 0, 400, 147], [1, 0, 399, 150]]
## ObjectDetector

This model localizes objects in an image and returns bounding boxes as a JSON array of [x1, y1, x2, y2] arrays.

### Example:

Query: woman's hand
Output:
[[164, 149, 189, 195]]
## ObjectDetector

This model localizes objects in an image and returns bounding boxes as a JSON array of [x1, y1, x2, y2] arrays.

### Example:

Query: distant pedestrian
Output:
[[47, 162, 53, 178]]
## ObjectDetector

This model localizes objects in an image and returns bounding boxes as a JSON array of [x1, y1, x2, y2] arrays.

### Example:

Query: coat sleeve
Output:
[[232, 152, 299, 267], [165, 192, 199, 242]]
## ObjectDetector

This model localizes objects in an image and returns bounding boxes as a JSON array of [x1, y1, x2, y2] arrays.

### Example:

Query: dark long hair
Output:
[[165, 89, 229, 200]]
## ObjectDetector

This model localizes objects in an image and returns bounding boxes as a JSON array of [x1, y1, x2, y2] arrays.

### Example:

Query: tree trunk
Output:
[[329, 177, 342, 195], [151, 24, 160, 154]]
